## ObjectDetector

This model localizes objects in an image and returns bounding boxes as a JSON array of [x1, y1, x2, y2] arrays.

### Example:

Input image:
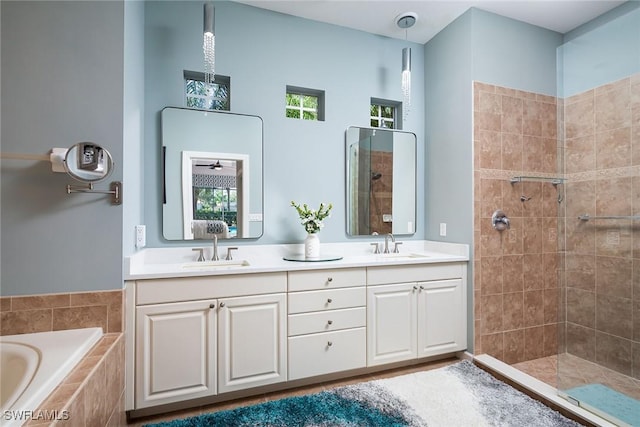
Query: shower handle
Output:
[[491, 210, 510, 231]]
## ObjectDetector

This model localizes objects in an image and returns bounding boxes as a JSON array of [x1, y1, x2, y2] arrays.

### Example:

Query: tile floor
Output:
[[513, 353, 640, 401], [128, 358, 457, 426]]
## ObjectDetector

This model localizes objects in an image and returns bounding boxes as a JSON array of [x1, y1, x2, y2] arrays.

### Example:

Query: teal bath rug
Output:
[[145, 361, 582, 427], [566, 383, 640, 426]]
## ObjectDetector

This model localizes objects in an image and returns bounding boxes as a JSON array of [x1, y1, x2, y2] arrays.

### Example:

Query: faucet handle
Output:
[[393, 242, 403, 253], [370, 242, 380, 254], [225, 247, 238, 261], [192, 248, 205, 262]]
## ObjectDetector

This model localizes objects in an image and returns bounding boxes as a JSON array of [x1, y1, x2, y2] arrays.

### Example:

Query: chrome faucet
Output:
[[211, 235, 220, 261], [384, 233, 395, 254]]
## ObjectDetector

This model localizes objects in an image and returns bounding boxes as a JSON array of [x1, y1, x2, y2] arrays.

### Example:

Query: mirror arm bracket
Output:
[[66, 181, 122, 205]]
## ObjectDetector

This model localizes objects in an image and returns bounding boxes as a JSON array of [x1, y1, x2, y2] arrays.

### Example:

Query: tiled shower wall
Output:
[[563, 74, 640, 379], [473, 82, 561, 364]]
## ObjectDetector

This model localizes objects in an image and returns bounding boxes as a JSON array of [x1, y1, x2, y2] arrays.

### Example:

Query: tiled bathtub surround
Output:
[[0, 290, 122, 336], [26, 333, 126, 426], [473, 81, 560, 364], [1, 290, 125, 426], [562, 73, 640, 381]]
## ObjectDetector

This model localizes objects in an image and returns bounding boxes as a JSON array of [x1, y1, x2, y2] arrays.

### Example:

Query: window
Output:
[[286, 86, 325, 121], [185, 71, 230, 111], [370, 99, 399, 129], [193, 187, 237, 236]]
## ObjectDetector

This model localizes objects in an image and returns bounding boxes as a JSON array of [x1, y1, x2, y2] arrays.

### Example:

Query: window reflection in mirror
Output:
[[162, 108, 263, 240], [345, 127, 416, 236]]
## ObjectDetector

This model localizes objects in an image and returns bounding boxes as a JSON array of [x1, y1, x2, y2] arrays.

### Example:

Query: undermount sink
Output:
[[375, 253, 430, 261], [181, 260, 250, 270]]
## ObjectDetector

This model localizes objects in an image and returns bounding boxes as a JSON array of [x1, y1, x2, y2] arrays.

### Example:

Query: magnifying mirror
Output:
[[64, 142, 114, 183]]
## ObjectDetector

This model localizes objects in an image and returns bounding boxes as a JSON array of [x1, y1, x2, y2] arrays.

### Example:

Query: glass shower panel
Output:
[[557, 5, 640, 426]]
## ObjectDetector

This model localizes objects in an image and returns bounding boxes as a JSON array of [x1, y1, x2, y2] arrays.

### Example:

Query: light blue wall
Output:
[[1, 1, 125, 296], [471, 8, 562, 96], [559, 2, 640, 98], [123, 0, 145, 258], [143, 1, 425, 247], [424, 10, 473, 246]]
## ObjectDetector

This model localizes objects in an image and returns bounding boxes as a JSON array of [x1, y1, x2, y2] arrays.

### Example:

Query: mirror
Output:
[[346, 126, 416, 236], [162, 107, 263, 240], [64, 143, 114, 182]]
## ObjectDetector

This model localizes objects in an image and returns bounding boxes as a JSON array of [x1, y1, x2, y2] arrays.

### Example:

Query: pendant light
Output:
[[203, 2, 215, 85], [396, 12, 417, 121]]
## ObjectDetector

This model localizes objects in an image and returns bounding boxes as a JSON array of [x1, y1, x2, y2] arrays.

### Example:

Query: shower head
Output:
[[371, 172, 382, 180]]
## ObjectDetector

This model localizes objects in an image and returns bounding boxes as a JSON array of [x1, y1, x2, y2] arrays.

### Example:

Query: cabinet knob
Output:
[[209, 303, 215, 309], [419, 285, 425, 291], [327, 277, 333, 282], [219, 302, 225, 307], [327, 298, 333, 304], [327, 341, 333, 347], [413, 286, 418, 291], [327, 320, 333, 325]]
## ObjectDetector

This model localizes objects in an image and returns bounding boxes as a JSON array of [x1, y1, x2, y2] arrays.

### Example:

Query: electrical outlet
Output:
[[135, 225, 146, 248], [439, 223, 447, 237]]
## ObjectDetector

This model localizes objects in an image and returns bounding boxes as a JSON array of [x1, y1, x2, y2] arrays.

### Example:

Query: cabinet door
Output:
[[367, 283, 417, 366], [218, 293, 287, 393], [417, 279, 466, 357], [135, 300, 216, 408]]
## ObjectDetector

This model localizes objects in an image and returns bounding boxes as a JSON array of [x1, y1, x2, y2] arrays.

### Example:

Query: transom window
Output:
[[370, 100, 397, 129], [285, 86, 325, 121], [185, 71, 230, 111]]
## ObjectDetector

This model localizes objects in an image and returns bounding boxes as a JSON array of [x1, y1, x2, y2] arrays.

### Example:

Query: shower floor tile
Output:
[[512, 354, 640, 401]]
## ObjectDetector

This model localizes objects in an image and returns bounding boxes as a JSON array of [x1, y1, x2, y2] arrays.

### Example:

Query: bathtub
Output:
[[0, 328, 103, 426]]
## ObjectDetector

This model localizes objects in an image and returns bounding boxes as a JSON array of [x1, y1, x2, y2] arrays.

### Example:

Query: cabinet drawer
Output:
[[288, 287, 365, 314], [288, 307, 366, 336], [288, 328, 366, 380], [288, 268, 366, 292], [367, 263, 463, 286]]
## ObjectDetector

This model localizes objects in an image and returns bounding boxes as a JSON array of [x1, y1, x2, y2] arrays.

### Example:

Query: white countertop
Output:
[[125, 240, 469, 280]]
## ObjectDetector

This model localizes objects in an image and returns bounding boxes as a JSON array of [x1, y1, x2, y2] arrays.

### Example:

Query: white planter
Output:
[[304, 233, 320, 258]]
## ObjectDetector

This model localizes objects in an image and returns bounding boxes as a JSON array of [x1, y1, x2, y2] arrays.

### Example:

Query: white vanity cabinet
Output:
[[136, 300, 217, 408], [126, 245, 470, 415], [287, 268, 367, 380], [366, 263, 467, 366], [132, 272, 287, 409]]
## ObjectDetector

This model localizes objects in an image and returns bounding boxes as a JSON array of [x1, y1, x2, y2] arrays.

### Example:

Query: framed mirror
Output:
[[162, 107, 263, 240], [345, 126, 416, 236]]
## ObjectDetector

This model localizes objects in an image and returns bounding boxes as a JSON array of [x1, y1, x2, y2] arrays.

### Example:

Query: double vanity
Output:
[[124, 240, 468, 417]]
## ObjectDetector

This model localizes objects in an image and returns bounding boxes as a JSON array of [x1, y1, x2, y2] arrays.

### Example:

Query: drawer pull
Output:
[[209, 303, 215, 309], [327, 320, 333, 325], [327, 298, 333, 304], [327, 341, 333, 347]]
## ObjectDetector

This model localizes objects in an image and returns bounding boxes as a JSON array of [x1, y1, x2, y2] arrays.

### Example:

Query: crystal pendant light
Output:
[[203, 2, 215, 85], [396, 13, 417, 121], [402, 47, 411, 120]]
